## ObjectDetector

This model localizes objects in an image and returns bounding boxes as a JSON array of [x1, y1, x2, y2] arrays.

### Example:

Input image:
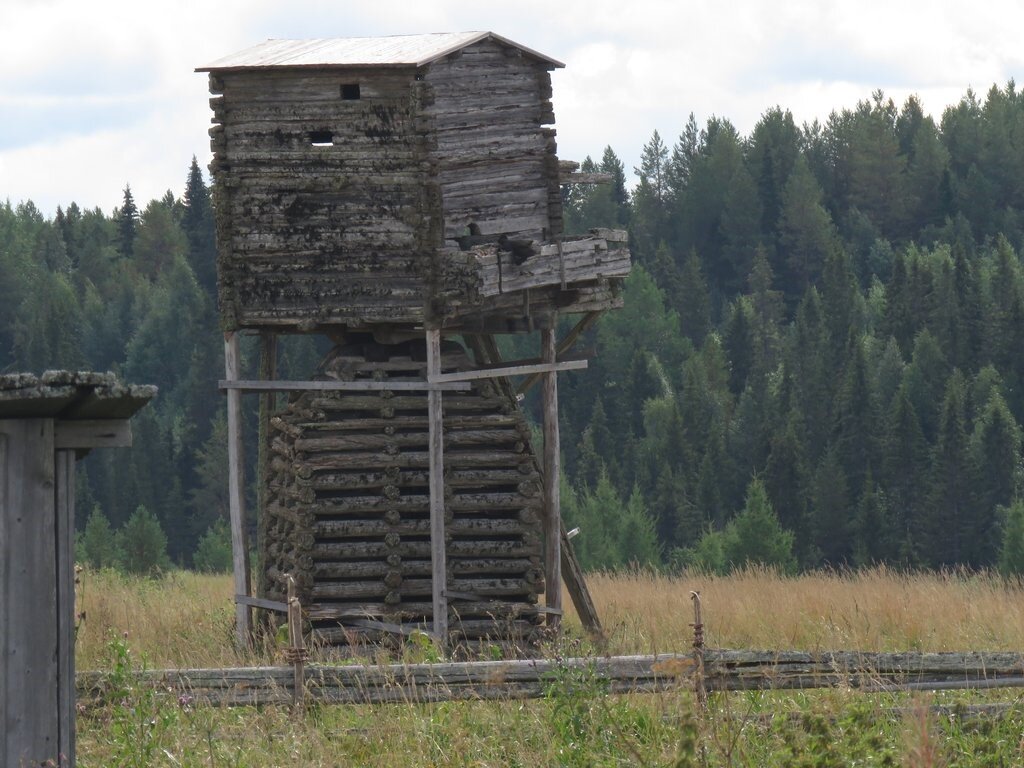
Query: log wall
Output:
[[424, 39, 561, 244], [263, 338, 545, 651], [208, 38, 567, 331], [210, 67, 439, 329]]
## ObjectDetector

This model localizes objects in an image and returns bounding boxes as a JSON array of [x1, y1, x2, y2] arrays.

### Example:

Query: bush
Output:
[[192, 519, 233, 573], [118, 505, 171, 577], [78, 505, 124, 570], [680, 477, 796, 574]]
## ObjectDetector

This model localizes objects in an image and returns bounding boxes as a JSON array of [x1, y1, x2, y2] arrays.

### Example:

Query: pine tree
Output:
[[722, 299, 754, 396], [631, 130, 672, 260], [724, 477, 797, 573], [811, 445, 853, 566], [853, 470, 893, 565], [998, 499, 1024, 576], [116, 184, 139, 258], [746, 247, 783, 375], [832, 334, 878, 499], [676, 249, 711, 346], [182, 156, 218, 294], [971, 391, 1021, 565], [883, 387, 930, 558], [118, 505, 172, 576], [78, 506, 124, 570], [763, 415, 809, 544], [778, 155, 838, 301], [746, 106, 801, 245], [925, 371, 979, 567]]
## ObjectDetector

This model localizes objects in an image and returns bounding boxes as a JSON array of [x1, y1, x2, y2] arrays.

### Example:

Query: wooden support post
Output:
[[560, 523, 603, 639], [224, 332, 252, 647], [1, 420, 59, 767], [286, 576, 307, 712], [542, 326, 562, 632], [426, 329, 448, 646], [55, 450, 76, 764], [691, 591, 707, 710], [256, 332, 277, 598]]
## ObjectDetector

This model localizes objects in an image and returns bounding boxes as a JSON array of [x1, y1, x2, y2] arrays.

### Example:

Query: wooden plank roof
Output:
[[0, 371, 156, 420], [196, 31, 564, 72]]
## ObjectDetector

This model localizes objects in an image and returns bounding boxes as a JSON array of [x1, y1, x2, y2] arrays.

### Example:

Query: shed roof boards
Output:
[[197, 31, 564, 72]]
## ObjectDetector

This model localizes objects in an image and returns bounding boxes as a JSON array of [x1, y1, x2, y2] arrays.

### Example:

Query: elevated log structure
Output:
[[200, 32, 629, 651]]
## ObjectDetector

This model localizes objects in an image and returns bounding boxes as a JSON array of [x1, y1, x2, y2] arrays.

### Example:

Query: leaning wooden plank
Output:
[[429, 359, 586, 384]]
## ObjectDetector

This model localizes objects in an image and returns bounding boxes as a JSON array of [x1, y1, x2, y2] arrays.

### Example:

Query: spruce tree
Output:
[[118, 505, 172, 576], [971, 392, 1021, 565], [724, 477, 797, 574], [116, 184, 139, 258], [925, 371, 979, 567]]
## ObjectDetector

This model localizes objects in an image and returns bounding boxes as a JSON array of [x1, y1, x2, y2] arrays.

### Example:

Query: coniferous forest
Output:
[[5, 84, 1024, 574]]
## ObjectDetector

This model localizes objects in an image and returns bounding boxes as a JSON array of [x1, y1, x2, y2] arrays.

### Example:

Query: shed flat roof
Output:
[[0, 371, 156, 420], [197, 31, 564, 72]]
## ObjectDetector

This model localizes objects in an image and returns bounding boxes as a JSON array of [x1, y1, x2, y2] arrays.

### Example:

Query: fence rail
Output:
[[75, 649, 1024, 708]]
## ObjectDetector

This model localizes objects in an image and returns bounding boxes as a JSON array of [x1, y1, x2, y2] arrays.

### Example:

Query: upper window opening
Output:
[[341, 83, 361, 100], [309, 130, 333, 147]]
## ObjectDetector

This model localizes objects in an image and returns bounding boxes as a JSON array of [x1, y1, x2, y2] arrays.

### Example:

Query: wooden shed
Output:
[[0, 372, 155, 767], [200, 32, 628, 653]]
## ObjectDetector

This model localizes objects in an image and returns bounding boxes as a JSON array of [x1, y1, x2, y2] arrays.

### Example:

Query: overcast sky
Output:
[[3, 0, 1024, 217]]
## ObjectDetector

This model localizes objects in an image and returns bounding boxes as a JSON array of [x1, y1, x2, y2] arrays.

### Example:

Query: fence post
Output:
[[690, 591, 707, 710], [286, 576, 308, 712]]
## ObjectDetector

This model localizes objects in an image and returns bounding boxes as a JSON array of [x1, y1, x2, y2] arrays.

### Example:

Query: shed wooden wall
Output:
[[0, 420, 63, 767], [210, 67, 440, 329], [424, 39, 562, 243]]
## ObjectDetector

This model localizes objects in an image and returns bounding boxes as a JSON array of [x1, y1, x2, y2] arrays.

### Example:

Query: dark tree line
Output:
[[1, 159, 322, 566], [561, 82, 1024, 571], [5, 82, 1024, 571]]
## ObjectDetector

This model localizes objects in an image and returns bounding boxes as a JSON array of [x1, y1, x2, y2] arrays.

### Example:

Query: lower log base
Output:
[[263, 335, 548, 651]]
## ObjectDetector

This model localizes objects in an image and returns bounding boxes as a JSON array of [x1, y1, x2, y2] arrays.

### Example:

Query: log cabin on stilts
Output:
[[198, 31, 630, 655]]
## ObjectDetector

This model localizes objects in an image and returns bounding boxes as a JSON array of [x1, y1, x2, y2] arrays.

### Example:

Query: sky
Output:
[[3, 0, 1024, 218]]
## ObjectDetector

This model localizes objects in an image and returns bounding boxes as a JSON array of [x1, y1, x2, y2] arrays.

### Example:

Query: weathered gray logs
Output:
[[77, 649, 1024, 709], [262, 339, 545, 648]]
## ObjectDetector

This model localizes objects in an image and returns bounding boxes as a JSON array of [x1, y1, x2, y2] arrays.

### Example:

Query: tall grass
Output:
[[74, 565, 1024, 766], [76, 564, 1024, 669], [584, 564, 1024, 655]]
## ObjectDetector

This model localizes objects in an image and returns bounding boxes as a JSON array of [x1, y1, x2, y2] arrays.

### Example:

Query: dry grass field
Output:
[[74, 566, 1024, 766]]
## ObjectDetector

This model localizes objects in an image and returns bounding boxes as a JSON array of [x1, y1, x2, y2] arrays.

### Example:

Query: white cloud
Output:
[[2, 0, 1024, 214]]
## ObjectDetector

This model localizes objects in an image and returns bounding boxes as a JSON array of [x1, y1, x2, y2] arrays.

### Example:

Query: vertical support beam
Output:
[[1, 420, 58, 767], [287, 575, 306, 712], [256, 331, 277, 599], [224, 332, 252, 647], [426, 329, 448, 646], [542, 326, 562, 632], [55, 449, 76, 767]]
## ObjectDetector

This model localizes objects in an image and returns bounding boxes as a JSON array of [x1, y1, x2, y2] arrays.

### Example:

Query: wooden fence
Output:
[[75, 649, 1024, 708]]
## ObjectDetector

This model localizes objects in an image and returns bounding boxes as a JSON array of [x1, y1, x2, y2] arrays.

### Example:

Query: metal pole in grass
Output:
[[690, 591, 707, 710], [286, 575, 308, 712]]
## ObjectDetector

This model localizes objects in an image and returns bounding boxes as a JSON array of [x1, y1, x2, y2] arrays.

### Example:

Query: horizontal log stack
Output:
[[264, 337, 545, 652], [76, 650, 1024, 708]]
